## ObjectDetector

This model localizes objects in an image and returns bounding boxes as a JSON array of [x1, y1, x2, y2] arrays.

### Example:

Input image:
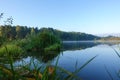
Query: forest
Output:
[[0, 25, 100, 43]]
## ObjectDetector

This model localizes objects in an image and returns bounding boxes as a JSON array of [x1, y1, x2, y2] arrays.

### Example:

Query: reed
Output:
[[0, 44, 23, 57], [0, 53, 96, 80]]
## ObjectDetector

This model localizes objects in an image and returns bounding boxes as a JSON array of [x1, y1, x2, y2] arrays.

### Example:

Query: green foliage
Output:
[[40, 28, 100, 41], [14, 39, 31, 51], [0, 44, 23, 57], [45, 43, 61, 52], [0, 36, 6, 46], [0, 25, 100, 42], [0, 25, 39, 41], [36, 32, 60, 49], [12, 31, 61, 52], [24, 32, 61, 51]]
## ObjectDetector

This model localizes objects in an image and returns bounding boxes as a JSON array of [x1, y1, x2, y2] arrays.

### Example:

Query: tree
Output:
[[0, 13, 3, 21], [4, 16, 13, 25], [30, 27, 35, 35], [0, 13, 4, 37], [16, 25, 22, 39]]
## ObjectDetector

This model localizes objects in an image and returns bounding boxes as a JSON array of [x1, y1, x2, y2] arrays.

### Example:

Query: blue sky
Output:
[[0, 0, 120, 34]]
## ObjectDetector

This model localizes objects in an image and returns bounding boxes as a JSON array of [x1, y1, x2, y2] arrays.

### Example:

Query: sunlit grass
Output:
[[0, 44, 23, 57]]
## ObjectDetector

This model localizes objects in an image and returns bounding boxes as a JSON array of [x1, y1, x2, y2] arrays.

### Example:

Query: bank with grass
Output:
[[0, 31, 61, 58]]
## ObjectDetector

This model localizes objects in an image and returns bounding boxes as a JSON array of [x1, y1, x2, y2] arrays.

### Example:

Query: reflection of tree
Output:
[[22, 51, 60, 63], [62, 41, 120, 51], [62, 42, 100, 51], [40, 51, 59, 63]]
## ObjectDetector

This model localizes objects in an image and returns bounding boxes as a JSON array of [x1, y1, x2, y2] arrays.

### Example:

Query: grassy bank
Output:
[[0, 31, 61, 57], [0, 44, 23, 57]]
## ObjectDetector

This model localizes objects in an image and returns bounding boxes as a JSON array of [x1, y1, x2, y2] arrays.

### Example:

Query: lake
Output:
[[14, 41, 120, 80]]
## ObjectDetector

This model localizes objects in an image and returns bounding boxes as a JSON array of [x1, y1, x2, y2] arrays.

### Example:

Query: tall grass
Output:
[[0, 52, 97, 80], [0, 44, 24, 57], [0, 45, 19, 80]]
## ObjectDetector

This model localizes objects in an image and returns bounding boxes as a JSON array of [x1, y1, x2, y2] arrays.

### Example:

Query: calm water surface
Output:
[[14, 41, 120, 80]]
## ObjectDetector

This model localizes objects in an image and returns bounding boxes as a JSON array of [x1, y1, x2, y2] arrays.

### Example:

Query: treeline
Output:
[[0, 25, 100, 41], [39, 28, 100, 40], [0, 25, 39, 40]]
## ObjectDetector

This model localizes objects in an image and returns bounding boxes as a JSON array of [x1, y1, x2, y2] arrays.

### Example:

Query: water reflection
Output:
[[56, 41, 120, 80], [12, 41, 120, 80], [14, 41, 120, 64], [62, 41, 120, 51], [22, 51, 60, 63]]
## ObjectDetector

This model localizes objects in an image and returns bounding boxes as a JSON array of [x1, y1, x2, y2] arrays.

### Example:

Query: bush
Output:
[[28, 32, 61, 51], [14, 39, 32, 51], [11, 32, 61, 52], [0, 44, 24, 57], [45, 43, 61, 52], [0, 36, 6, 46]]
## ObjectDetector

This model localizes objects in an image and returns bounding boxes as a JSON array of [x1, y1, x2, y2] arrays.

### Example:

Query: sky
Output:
[[0, 0, 120, 34]]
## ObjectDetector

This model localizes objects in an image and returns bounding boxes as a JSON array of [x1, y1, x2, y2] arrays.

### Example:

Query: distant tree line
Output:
[[39, 28, 100, 40], [0, 25, 39, 40], [0, 25, 100, 41]]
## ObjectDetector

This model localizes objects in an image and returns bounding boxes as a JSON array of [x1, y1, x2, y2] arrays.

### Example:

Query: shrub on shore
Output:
[[0, 44, 23, 57], [45, 43, 61, 52]]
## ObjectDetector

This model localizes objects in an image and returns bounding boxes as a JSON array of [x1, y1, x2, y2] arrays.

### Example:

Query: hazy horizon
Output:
[[0, 0, 120, 34]]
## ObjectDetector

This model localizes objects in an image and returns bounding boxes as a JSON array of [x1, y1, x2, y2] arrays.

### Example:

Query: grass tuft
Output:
[[0, 44, 24, 57]]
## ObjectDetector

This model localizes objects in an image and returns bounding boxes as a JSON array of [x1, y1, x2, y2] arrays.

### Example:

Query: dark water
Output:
[[14, 41, 120, 80]]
